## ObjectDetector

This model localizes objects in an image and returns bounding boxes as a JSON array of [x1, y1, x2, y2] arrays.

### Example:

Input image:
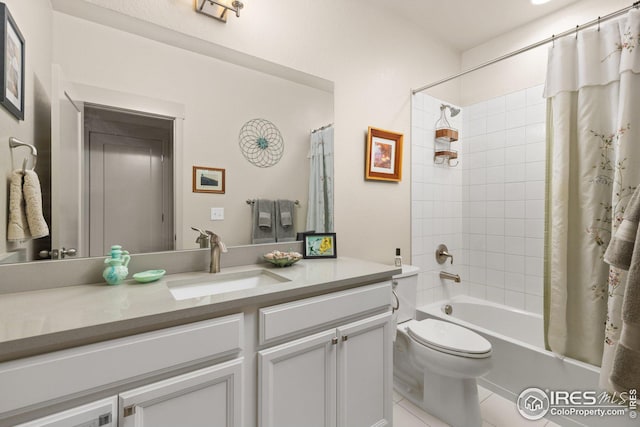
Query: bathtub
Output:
[[417, 296, 635, 427]]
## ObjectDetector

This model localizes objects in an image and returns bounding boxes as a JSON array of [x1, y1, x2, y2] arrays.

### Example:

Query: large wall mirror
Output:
[[2, 4, 334, 264]]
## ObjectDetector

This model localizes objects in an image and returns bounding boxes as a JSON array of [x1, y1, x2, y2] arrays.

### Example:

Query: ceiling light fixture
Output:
[[531, 0, 552, 5], [195, 0, 244, 23]]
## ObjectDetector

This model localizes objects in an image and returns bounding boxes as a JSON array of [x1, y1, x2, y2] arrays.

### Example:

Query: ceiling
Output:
[[370, 0, 581, 51]]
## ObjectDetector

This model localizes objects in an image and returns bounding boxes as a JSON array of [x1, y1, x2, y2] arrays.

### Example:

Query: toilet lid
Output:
[[407, 319, 491, 358]]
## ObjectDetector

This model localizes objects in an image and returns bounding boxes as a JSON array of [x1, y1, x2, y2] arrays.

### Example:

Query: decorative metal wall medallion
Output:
[[238, 118, 284, 168]]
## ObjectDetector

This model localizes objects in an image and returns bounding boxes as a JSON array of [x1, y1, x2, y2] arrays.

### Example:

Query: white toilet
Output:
[[392, 266, 492, 427]]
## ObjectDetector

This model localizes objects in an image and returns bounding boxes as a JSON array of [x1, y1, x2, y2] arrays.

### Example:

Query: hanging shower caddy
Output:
[[433, 104, 459, 167]]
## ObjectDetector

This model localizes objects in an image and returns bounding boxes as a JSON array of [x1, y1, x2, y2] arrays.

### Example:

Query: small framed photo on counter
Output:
[[303, 233, 337, 259], [193, 166, 225, 194]]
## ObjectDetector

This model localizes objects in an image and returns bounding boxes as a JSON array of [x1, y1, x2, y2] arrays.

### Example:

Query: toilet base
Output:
[[421, 368, 482, 427], [393, 367, 483, 427]]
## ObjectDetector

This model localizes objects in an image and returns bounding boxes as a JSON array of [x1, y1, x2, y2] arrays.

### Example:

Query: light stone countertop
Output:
[[0, 257, 400, 362]]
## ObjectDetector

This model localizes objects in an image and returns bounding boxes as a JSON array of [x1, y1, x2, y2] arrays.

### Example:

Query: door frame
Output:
[[70, 82, 186, 249]]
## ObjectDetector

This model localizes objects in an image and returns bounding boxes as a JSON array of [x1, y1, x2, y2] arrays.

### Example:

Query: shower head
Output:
[[441, 104, 460, 117]]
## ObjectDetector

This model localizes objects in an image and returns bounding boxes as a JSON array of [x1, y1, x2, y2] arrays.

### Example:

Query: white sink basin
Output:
[[167, 269, 290, 300]]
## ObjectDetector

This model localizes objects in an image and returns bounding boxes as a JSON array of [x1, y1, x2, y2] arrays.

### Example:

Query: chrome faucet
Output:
[[440, 271, 461, 283], [191, 227, 210, 248], [206, 230, 227, 273]]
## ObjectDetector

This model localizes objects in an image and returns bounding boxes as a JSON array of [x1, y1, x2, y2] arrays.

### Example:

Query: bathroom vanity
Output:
[[0, 257, 398, 427]]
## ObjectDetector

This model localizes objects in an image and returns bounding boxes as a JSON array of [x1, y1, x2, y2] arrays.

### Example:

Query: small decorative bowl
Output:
[[263, 251, 302, 267], [132, 269, 166, 283]]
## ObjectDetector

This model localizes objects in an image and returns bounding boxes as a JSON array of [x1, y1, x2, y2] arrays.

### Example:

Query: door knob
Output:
[[39, 248, 77, 260]]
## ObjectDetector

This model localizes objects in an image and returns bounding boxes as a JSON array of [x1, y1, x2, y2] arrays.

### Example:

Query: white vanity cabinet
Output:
[[119, 358, 243, 427], [1, 314, 243, 427], [257, 283, 393, 427], [15, 397, 118, 427]]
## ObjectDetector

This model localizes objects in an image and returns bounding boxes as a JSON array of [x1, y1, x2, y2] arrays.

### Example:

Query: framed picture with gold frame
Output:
[[365, 127, 403, 182], [192, 166, 225, 194]]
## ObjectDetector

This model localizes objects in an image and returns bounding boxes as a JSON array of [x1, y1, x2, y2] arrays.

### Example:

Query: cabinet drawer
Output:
[[259, 282, 390, 345], [0, 313, 243, 415]]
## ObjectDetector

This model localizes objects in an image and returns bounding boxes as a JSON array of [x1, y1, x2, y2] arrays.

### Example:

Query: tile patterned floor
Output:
[[393, 386, 563, 427]]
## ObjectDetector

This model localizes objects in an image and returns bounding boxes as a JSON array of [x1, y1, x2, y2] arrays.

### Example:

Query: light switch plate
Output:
[[210, 207, 224, 220]]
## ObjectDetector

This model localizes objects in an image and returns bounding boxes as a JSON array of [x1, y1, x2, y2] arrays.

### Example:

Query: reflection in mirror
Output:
[[1, 6, 334, 264], [83, 107, 174, 257]]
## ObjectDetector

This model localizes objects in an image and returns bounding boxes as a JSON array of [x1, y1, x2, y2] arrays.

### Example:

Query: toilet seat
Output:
[[407, 319, 491, 359]]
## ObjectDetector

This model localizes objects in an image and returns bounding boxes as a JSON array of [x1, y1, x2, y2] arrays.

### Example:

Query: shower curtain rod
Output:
[[412, 1, 640, 94]]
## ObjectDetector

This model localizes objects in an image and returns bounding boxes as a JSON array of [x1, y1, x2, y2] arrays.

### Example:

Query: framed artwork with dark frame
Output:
[[0, 3, 24, 120], [192, 166, 225, 194], [302, 232, 337, 259], [365, 127, 403, 182]]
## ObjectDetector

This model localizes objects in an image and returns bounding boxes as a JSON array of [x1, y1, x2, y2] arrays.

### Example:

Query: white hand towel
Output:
[[23, 170, 49, 239], [7, 170, 49, 242], [7, 170, 29, 241]]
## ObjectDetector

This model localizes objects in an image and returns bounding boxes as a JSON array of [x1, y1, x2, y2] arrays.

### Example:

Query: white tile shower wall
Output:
[[411, 93, 466, 307], [411, 85, 546, 314], [461, 84, 546, 314]]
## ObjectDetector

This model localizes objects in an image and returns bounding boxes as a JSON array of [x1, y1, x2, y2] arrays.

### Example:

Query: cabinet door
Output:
[[119, 358, 242, 427], [16, 396, 117, 427], [258, 329, 337, 427], [337, 312, 393, 427]]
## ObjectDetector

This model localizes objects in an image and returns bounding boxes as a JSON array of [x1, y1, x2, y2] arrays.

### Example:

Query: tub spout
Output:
[[440, 271, 461, 283]]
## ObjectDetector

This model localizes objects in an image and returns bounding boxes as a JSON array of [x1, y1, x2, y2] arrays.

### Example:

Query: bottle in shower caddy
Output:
[[395, 248, 402, 267]]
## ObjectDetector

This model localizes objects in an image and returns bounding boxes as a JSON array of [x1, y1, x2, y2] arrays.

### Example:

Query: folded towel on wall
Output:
[[7, 171, 29, 241], [604, 185, 640, 393], [258, 199, 272, 229], [7, 170, 49, 242], [604, 186, 640, 270], [252, 199, 275, 244], [23, 170, 49, 239], [275, 199, 296, 242]]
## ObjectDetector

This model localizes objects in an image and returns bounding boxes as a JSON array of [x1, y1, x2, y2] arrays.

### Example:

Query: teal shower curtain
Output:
[[543, 10, 640, 391], [306, 126, 334, 233]]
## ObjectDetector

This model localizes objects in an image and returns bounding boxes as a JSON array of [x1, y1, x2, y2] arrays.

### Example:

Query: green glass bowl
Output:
[[132, 269, 166, 283]]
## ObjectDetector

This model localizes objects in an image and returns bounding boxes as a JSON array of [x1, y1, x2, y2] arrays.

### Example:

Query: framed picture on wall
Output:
[[365, 127, 403, 182], [302, 232, 337, 259], [0, 3, 24, 120], [193, 166, 225, 194]]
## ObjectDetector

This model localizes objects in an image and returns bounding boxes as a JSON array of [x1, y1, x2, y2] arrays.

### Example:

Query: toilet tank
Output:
[[392, 265, 420, 323]]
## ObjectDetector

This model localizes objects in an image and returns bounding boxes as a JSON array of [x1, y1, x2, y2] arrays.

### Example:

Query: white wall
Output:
[[0, 0, 52, 262], [52, 12, 333, 248], [461, 85, 547, 313], [67, 0, 462, 263], [410, 94, 463, 306], [459, 0, 630, 105]]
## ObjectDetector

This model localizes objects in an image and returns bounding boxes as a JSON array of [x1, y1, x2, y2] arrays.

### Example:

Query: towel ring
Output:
[[9, 137, 37, 172]]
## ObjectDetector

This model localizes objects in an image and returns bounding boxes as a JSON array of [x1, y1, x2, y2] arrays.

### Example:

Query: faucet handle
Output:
[[435, 244, 454, 265], [205, 230, 227, 252], [191, 226, 206, 235]]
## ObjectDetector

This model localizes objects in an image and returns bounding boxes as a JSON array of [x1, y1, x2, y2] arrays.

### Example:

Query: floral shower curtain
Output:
[[543, 10, 640, 390], [306, 126, 334, 233]]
